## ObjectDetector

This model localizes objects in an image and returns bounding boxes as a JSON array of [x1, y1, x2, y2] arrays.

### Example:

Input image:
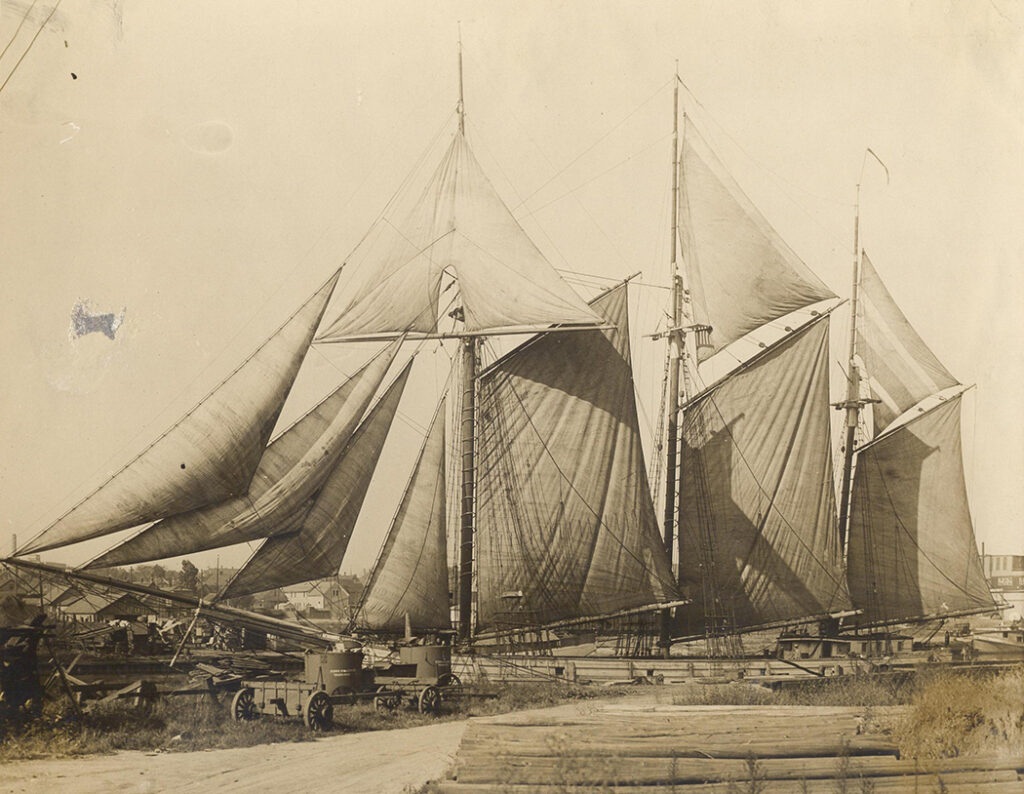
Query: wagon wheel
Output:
[[437, 672, 462, 693], [303, 690, 334, 731], [231, 688, 258, 722], [330, 685, 355, 706], [417, 685, 441, 714], [374, 685, 400, 714]]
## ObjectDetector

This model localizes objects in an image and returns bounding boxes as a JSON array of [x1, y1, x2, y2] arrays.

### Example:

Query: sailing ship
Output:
[[8, 48, 683, 656], [665, 111, 996, 654], [5, 55, 997, 664]]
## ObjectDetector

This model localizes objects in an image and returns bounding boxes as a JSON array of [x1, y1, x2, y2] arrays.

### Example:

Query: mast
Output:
[[659, 69, 682, 655], [456, 30, 478, 642], [836, 185, 862, 555]]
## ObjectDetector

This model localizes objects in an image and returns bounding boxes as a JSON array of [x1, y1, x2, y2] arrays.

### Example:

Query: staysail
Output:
[[679, 123, 835, 361], [217, 360, 412, 600], [856, 252, 959, 434], [473, 283, 677, 631], [845, 394, 994, 625], [353, 396, 450, 632], [676, 315, 851, 631], [19, 274, 340, 556], [316, 134, 601, 340], [83, 340, 401, 568]]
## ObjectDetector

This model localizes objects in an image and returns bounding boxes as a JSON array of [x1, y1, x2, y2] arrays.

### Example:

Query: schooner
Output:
[[5, 52, 997, 666]]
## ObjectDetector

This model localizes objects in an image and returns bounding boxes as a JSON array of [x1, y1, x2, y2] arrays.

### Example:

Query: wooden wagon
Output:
[[228, 645, 462, 730]]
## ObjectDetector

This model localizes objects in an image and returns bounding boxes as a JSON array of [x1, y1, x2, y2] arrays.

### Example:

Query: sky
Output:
[[1, 0, 1021, 581]]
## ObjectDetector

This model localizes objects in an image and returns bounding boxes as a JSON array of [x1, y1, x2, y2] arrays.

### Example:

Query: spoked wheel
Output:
[[417, 685, 441, 714], [374, 685, 400, 714], [303, 690, 334, 731], [231, 688, 258, 722], [437, 672, 462, 694]]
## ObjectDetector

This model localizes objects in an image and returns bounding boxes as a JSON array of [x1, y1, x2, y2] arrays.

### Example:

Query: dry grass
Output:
[[0, 680, 627, 763], [0, 696, 317, 762], [896, 665, 1024, 759], [669, 673, 912, 708]]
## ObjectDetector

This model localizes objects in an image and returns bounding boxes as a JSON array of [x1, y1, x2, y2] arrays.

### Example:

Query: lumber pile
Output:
[[436, 703, 1024, 792]]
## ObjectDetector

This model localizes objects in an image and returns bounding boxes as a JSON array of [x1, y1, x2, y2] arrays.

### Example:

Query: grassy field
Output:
[[2, 666, 1021, 763]]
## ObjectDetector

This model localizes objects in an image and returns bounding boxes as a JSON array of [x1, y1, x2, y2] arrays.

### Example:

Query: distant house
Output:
[[983, 553, 1024, 621], [49, 585, 84, 611], [96, 594, 151, 621], [62, 592, 150, 622], [63, 592, 118, 622], [280, 578, 352, 620]]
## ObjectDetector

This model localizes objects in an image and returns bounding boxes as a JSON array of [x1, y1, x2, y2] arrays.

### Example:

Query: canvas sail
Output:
[[317, 134, 601, 340], [856, 252, 959, 434], [473, 283, 677, 631], [83, 341, 401, 568], [676, 316, 851, 631], [218, 361, 412, 600], [353, 396, 450, 632], [679, 124, 834, 361], [846, 395, 994, 625], [19, 274, 340, 556]]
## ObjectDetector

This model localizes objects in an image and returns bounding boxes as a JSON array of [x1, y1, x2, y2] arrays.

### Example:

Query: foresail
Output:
[[217, 361, 412, 600], [846, 395, 993, 624], [20, 274, 340, 556], [679, 123, 834, 361], [857, 252, 959, 434], [676, 316, 851, 631], [474, 283, 677, 631], [83, 340, 401, 568], [354, 396, 449, 632], [317, 134, 600, 340]]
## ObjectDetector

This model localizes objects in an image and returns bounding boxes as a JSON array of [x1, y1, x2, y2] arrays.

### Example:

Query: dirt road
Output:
[[0, 719, 468, 794]]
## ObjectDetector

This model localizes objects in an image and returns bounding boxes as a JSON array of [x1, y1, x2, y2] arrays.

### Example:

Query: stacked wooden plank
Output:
[[435, 703, 1024, 792]]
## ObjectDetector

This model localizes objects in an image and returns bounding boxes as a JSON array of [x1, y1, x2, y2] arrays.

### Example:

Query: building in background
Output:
[[983, 554, 1024, 622]]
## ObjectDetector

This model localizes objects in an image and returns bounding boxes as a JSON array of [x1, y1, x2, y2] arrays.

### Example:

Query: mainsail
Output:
[[473, 283, 677, 631], [19, 274, 340, 556], [316, 134, 602, 341], [679, 123, 835, 361], [676, 315, 852, 631], [218, 360, 412, 600], [353, 396, 450, 633], [856, 252, 959, 434], [83, 340, 401, 568], [845, 395, 994, 624]]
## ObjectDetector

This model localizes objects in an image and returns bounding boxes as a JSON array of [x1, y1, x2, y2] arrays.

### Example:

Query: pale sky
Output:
[[1, 0, 1021, 581]]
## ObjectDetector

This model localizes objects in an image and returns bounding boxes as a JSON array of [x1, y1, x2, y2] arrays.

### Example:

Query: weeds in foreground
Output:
[[0, 680, 632, 763], [896, 665, 1024, 759]]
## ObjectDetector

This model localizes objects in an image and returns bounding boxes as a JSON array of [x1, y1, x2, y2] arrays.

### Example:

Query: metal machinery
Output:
[[228, 644, 461, 730]]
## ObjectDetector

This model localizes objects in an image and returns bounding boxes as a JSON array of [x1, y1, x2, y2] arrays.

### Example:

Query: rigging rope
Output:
[[0, 0, 60, 97]]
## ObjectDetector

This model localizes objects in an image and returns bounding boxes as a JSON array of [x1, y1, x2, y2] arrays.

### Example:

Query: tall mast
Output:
[[659, 68, 683, 655], [456, 30, 477, 642], [836, 183, 862, 555], [457, 27, 466, 136]]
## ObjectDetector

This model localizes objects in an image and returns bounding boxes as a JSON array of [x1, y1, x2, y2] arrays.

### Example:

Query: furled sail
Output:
[[679, 123, 835, 361], [19, 274, 340, 556], [845, 394, 994, 624], [217, 361, 412, 600], [83, 340, 401, 568], [353, 396, 450, 633], [316, 134, 601, 340], [676, 315, 851, 631], [473, 283, 677, 631], [856, 252, 959, 435]]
